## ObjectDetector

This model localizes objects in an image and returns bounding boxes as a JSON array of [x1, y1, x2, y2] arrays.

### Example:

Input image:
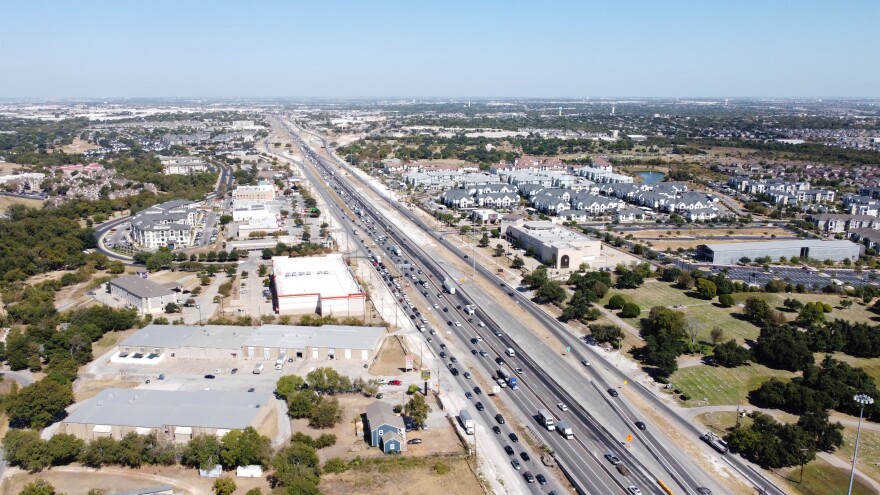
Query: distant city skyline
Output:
[[1, 0, 878, 98]]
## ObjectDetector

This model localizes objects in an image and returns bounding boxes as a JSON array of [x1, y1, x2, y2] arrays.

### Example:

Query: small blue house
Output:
[[364, 401, 407, 454]]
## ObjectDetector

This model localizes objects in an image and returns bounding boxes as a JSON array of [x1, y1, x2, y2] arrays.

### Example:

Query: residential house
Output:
[[363, 401, 406, 454]]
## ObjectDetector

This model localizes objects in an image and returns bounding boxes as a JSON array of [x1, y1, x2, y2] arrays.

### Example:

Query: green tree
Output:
[[18, 480, 56, 495], [4, 378, 74, 429], [272, 442, 321, 490], [221, 427, 271, 469], [276, 374, 306, 400], [219, 215, 233, 225], [180, 434, 222, 470], [511, 256, 524, 269], [3, 429, 51, 472], [709, 327, 725, 345], [743, 297, 773, 327], [213, 477, 236, 495], [718, 293, 734, 308], [405, 393, 432, 427], [797, 302, 826, 327], [46, 433, 84, 466], [535, 281, 566, 305], [696, 279, 717, 300], [590, 324, 624, 348], [712, 340, 751, 367], [494, 244, 505, 257], [620, 302, 641, 318], [676, 272, 695, 290], [309, 397, 343, 429], [287, 390, 319, 419], [478, 233, 489, 248], [607, 294, 627, 310]]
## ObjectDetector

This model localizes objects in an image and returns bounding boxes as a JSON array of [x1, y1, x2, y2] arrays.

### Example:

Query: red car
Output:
[[388, 379, 402, 386]]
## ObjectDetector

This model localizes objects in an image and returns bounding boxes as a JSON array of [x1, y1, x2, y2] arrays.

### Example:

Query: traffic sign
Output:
[[421, 370, 431, 380]]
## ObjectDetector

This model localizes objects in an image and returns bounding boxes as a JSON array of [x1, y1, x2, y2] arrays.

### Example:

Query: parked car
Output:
[[406, 438, 423, 445], [230, 368, 238, 375], [204, 374, 215, 379], [388, 379, 402, 386]]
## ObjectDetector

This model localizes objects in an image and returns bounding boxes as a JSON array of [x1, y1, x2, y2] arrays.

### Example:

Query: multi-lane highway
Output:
[[273, 117, 745, 495]]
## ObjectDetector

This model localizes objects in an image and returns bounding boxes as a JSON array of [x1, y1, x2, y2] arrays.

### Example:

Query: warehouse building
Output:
[[233, 183, 276, 202], [506, 221, 602, 271], [696, 239, 863, 265], [60, 388, 274, 443], [271, 254, 366, 317], [116, 323, 385, 362], [108, 276, 178, 315]]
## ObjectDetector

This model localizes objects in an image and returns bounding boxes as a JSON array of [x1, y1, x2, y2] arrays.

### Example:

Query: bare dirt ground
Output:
[[629, 227, 791, 239], [370, 336, 414, 376], [0, 162, 24, 174], [320, 455, 483, 495], [1, 465, 270, 495], [56, 138, 101, 154], [74, 379, 138, 401]]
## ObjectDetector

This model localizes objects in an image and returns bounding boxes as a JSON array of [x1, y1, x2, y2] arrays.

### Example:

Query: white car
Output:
[[433, 303, 439, 308], [557, 402, 569, 412], [477, 321, 486, 327], [376, 378, 387, 384], [454, 321, 462, 327], [627, 487, 642, 495]]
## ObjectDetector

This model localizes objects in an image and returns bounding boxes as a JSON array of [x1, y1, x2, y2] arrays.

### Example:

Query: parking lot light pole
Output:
[[195, 304, 203, 326], [848, 393, 874, 495]]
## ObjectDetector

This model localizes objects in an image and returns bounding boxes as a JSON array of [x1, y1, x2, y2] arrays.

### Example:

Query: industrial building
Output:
[[233, 183, 276, 202], [506, 221, 602, 270], [271, 254, 366, 316], [108, 275, 178, 314], [60, 389, 274, 442], [697, 239, 863, 265], [117, 323, 385, 362]]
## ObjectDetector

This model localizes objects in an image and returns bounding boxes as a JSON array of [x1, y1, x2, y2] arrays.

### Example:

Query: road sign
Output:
[[405, 354, 414, 371], [421, 370, 431, 380]]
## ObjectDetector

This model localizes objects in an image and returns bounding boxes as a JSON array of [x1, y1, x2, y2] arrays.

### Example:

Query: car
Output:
[[475, 401, 484, 411], [376, 378, 387, 384], [465, 391, 473, 400], [604, 453, 622, 465], [495, 357, 506, 366], [406, 438, 423, 445], [473, 387, 482, 395], [454, 321, 462, 327], [463, 254, 469, 259], [514, 367, 524, 375], [608, 388, 619, 397], [504, 445, 514, 455], [471, 349, 478, 355], [557, 402, 569, 412], [509, 433, 519, 443], [627, 487, 642, 495], [520, 452, 530, 461], [635, 421, 646, 430], [496, 414, 506, 424], [443, 307, 449, 312], [204, 374, 215, 379], [463, 371, 472, 379], [247, 387, 255, 392], [492, 426, 501, 434], [523, 471, 535, 483], [450, 356, 457, 363], [479, 350, 488, 357], [536, 474, 547, 485], [582, 359, 591, 366], [477, 321, 486, 327], [388, 379, 402, 386], [231, 368, 238, 374], [375, 393, 384, 399], [439, 351, 447, 359], [450, 368, 459, 376], [696, 488, 712, 495], [433, 303, 439, 308], [440, 343, 447, 349], [511, 459, 521, 470]]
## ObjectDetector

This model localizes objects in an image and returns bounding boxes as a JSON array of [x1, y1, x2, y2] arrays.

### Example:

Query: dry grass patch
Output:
[[370, 336, 410, 376], [0, 195, 44, 213], [320, 455, 483, 495], [74, 379, 138, 401]]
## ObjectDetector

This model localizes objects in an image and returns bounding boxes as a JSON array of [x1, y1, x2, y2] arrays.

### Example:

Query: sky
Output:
[[1, 0, 879, 98]]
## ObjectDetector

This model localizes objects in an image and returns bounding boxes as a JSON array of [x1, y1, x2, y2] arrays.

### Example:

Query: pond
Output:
[[636, 171, 666, 184]]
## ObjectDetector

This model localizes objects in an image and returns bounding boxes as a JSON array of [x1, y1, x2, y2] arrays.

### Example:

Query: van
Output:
[[253, 363, 264, 374], [506, 348, 515, 357]]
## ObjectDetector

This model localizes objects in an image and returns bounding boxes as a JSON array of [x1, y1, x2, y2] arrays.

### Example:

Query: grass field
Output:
[[780, 457, 876, 495], [0, 195, 43, 213], [834, 424, 880, 487], [733, 292, 880, 326], [671, 363, 795, 406], [603, 279, 762, 343], [320, 455, 484, 495]]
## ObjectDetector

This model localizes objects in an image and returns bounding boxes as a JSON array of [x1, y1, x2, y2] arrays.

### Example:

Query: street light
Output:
[[195, 304, 203, 326], [847, 393, 874, 495]]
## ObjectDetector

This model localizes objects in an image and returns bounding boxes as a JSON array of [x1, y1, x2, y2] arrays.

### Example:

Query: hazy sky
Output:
[[2, 0, 878, 98]]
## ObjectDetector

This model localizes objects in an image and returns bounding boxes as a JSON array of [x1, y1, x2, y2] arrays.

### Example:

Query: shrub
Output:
[[323, 457, 349, 474], [718, 294, 734, 307], [433, 462, 451, 475], [607, 294, 627, 310], [620, 302, 641, 318]]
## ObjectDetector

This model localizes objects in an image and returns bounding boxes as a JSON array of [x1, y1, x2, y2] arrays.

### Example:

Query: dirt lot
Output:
[[1, 465, 269, 495], [58, 138, 101, 154], [320, 455, 483, 495], [370, 336, 418, 376]]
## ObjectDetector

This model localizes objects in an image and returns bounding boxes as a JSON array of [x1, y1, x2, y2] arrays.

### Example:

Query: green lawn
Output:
[[731, 292, 879, 326], [670, 363, 795, 407], [833, 423, 880, 487], [826, 353, 880, 385], [782, 457, 875, 495], [603, 279, 762, 343]]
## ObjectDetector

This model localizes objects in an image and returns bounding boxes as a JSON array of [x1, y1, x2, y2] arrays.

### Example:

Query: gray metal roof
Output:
[[110, 276, 175, 299], [120, 324, 192, 348], [365, 400, 404, 430], [245, 324, 385, 350], [702, 239, 860, 252], [65, 388, 272, 429]]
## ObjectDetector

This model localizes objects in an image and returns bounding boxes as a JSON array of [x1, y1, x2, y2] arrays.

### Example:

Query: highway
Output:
[[273, 117, 738, 495]]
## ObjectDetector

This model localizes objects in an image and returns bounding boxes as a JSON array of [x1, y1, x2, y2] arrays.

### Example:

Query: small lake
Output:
[[636, 171, 666, 184]]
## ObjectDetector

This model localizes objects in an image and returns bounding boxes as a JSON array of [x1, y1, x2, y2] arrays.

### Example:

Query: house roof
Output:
[[365, 401, 404, 431], [110, 276, 175, 299]]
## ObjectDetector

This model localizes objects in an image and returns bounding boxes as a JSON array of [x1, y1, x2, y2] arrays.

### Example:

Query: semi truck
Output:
[[538, 409, 556, 431], [557, 420, 574, 440], [700, 432, 728, 454], [391, 245, 402, 256], [497, 368, 510, 380], [459, 409, 474, 435], [442, 278, 457, 295]]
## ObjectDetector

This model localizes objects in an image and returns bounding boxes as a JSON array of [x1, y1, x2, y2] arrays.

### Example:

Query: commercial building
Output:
[[506, 221, 602, 270], [364, 401, 407, 454], [129, 200, 199, 249], [117, 323, 385, 362], [108, 275, 177, 314], [60, 389, 274, 442], [696, 239, 863, 265], [159, 156, 209, 175], [233, 184, 275, 202], [271, 254, 366, 317]]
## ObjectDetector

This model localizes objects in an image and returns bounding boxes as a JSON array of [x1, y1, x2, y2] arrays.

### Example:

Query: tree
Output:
[[797, 302, 826, 327], [145, 248, 173, 272], [676, 272, 695, 290], [535, 281, 566, 305], [213, 477, 236, 495], [46, 433, 84, 466], [276, 375, 306, 399], [590, 324, 624, 348], [743, 297, 773, 327], [309, 397, 343, 429], [221, 427, 271, 469], [615, 269, 644, 289], [713, 340, 751, 367], [709, 327, 725, 345], [607, 294, 627, 310], [287, 390, 319, 419], [494, 244, 505, 257], [272, 443, 320, 491], [521, 266, 548, 290], [753, 326, 814, 371], [642, 306, 687, 340], [511, 256, 524, 269], [406, 384, 420, 395], [696, 279, 717, 300], [3, 429, 51, 472], [478, 233, 489, 248], [620, 302, 641, 318], [164, 302, 180, 314], [4, 378, 74, 429], [718, 293, 734, 308], [18, 480, 56, 495], [219, 215, 233, 225], [405, 393, 431, 427], [180, 434, 223, 470]]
